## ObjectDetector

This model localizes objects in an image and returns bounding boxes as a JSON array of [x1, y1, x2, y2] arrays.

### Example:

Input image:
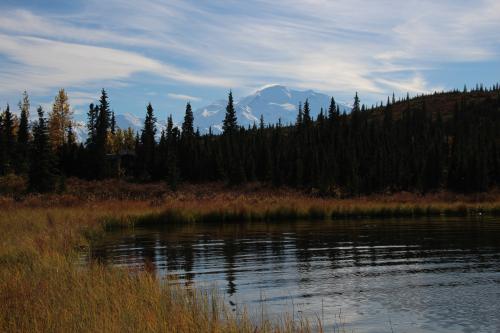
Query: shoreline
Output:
[[1, 180, 498, 332]]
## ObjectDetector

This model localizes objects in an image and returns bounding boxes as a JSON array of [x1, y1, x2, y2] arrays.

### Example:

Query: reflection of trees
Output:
[[222, 239, 238, 296], [166, 242, 179, 272], [89, 218, 500, 308], [181, 241, 195, 284], [139, 235, 157, 274]]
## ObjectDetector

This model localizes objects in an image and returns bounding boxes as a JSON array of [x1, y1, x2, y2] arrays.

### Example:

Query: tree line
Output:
[[0, 85, 499, 194]]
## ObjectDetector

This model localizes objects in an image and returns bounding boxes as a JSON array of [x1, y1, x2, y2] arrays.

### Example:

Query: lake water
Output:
[[89, 218, 500, 333]]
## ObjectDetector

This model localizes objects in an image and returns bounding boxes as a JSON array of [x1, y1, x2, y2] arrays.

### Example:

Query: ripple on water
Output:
[[87, 218, 500, 333]]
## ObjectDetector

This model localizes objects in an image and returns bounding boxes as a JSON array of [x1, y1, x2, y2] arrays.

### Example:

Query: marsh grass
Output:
[[110, 200, 500, 229], [1, 182, 498, 332], [0, 206, 340, 333]]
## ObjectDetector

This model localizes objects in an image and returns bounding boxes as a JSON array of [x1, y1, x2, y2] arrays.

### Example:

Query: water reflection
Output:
[[89, 218, 500, 333]]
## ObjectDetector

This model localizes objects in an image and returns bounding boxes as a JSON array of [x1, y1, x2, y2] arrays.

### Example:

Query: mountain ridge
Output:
[[73, 85, 350, 140]]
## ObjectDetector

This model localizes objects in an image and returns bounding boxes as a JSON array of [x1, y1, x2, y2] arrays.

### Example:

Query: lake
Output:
[[88, 218, 500, 333]]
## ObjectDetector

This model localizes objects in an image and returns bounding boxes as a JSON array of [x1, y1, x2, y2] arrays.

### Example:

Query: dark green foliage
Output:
[[0, 105, 15, 175], [166, 115, 180, 190], [2, 84, 499, 195], [303, 99, 311, 125], [181, 102, 194, 137], [29, 106, 57, 192], [16, 92, 30, 174], [222, 91, 237, 134], [94, 89, 111, 179], [110, 111, 116, 135], [60, 122, 78, 177], [86, 103, 98, 146], [180, 102, 197, 181], [137, 103, 157, 179]]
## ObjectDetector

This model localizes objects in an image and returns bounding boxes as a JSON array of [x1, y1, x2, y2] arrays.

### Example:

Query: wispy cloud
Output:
[[0, 34, 234, 94], [167, 93, 201, 101], [0, 0, 499, 110]]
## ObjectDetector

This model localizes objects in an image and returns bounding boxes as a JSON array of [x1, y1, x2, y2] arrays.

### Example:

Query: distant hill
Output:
[[368, 89, 500, 121]]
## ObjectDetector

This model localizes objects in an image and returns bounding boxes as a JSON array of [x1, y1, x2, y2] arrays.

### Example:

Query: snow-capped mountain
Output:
[[194, 84, 350, 133], [73, 113, 168, 142], [71, 85, 350, 141]]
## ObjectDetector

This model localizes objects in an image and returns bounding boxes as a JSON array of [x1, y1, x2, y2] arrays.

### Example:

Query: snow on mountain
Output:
[[72, 121, 87, 143], [71, 85, 350, 141], [73, 113, 169, 142], [115, 113, 143, 130], [194, 84, 350, 133]]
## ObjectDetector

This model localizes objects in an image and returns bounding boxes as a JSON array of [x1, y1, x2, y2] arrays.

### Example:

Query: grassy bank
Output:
[[1, 180, 499, 332], [0, 204, 346, 333], [123, 200, 499, 228]]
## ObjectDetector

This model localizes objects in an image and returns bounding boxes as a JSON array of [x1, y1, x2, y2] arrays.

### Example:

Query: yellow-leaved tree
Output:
[[48, 89, 73, 149]]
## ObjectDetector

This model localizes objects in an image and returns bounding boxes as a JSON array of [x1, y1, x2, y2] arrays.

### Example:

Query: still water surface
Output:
[[89, 218, 500, 333]]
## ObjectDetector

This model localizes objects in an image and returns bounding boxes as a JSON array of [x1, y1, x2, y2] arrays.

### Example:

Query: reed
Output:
[[107, 201, 500, 229], [0, 206, 338, 333], [1, 181, 498, 332]]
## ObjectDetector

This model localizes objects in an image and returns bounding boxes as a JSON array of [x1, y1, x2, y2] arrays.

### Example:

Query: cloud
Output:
[[0, 9, 163, 48], [375, 74, 443, 95], [167, 93, 201, 101], [67, 91, 97, 107], [1, 0, 500, 107], [0, 34, 234, 94]]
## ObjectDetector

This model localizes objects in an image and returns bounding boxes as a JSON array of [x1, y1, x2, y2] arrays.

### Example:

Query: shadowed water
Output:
[[88, 218, 500, 333]]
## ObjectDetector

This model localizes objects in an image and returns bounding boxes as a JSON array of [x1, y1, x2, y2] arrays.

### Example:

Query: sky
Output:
[[0, 0, 499, 121]]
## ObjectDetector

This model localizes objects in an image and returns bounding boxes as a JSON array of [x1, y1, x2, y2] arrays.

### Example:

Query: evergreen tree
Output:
[[352, 92, 360, 112], [180, 102, 196, 180], [61, 122, 78, 177], [181, 102, 194, 137], [328, 97, 337, 121], [0, 105, 15, 175], [166, 115, 179, 190], [29, 106, 57, 192], [86, 103, 98, 146], [222, 91, 237, 134], [94, 89, 111, 179], [2, 85, 499, 194], [303, 99, 311, 124], [110, 111, 116, 135], [296, 102, 303, 127], [16, 91, 30, 173], [139, 102, 157, 178]]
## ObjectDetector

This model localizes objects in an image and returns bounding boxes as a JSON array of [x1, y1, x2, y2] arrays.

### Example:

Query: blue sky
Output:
[[1, 0, 499, 121]]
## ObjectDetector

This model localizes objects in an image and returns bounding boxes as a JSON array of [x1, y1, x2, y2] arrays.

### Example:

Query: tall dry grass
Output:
[[1, 180, 498, 332], [0, 206, 341, 333]]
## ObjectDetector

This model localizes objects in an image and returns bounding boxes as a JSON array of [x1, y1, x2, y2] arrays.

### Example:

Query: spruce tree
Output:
[[95, 89, 110, 179], [222, 91, 237, 134], [166, 115, 179, 190], [181, 102, 194, 137], [328, 97, 337, 121], [0, 105, 15, 175], [140, 102, 157, 178], [61, 122, 78, 177], [296, 102, 303, 127], [86, 103, 98, 146], [16, 92, 30, 174], [352, 92, 360, 113], [29, 106, 56, 192], [110, 111, 116, 135], [303, 99, 311, 124], [180, 102, 195, 180]]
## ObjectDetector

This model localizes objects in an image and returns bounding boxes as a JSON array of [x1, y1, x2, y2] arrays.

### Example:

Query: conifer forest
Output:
[[1, 85, 499, 195]]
